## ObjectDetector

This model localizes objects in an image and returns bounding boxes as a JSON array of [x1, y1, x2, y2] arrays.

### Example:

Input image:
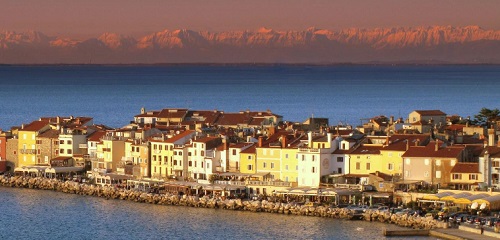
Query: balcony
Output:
[[246, 180, 292, 187], [79, 144, 88, 149], [214, 180, 246, 186], [102, 148, 111, 152], [20, 149, 36, 154], [298, 148, 320, 153]]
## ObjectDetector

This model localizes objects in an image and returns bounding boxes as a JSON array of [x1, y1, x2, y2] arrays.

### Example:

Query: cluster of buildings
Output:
[[2, 108, 500, 203]]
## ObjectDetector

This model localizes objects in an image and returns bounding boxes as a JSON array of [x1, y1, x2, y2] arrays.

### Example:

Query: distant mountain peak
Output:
[[1, 25, 499, 63]]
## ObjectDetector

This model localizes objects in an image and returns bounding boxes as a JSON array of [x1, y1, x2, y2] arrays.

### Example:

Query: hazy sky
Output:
[[2, 0, 499, 38]]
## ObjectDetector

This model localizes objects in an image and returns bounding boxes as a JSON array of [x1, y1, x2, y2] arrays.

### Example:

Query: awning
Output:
[[422, 191, 454, 200], [454, 193, 490, 205], [45, 167, 84, 174], [440, 192, 472, 201]]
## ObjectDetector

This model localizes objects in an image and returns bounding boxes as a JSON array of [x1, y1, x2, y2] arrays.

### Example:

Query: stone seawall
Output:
[[0, 176, 446, 230]]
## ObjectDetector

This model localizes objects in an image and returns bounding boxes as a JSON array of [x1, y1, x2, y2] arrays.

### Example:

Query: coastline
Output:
[[0, 175, 446, 230]]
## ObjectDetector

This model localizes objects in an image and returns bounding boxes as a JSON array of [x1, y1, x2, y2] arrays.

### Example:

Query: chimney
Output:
[[435, 140, 439, 151], [327, 133, 332, 147], [258, 136, 263, 147], [57, 116, 60, 124], [141, 107, 145, 114], [161, 134, 165, 141], [415, 139, 420, 146], [281, 135, 287, 148], [385, 135, 389, 147], [390, 116, 394, 125], [488, 128, 495, 147], [21, 124, 25, 129], [308, 131, 313, 148]]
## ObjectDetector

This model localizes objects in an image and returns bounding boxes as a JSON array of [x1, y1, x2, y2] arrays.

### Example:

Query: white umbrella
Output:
[[480, 203, 487, 210], [471, 202, 478, 209]]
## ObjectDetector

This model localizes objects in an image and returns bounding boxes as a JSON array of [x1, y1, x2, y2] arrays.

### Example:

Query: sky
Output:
[[1, 0, 499, 38]]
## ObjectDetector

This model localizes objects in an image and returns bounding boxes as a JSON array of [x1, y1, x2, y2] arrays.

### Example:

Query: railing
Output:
[[335, 183, 362, 190], [214, 180, 246, 186], [79, 144, 88, 148], [246, 181, 292, 187], [298, 148, 320, 153], [20, 149, 36, 154]]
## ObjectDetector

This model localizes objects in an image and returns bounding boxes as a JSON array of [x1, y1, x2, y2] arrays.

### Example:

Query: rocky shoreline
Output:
[[0, 175, 447, 230]]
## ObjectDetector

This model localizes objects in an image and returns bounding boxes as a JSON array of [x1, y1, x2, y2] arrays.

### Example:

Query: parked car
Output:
[[455, 214, 470, 223], [466, 216, 478, 224]]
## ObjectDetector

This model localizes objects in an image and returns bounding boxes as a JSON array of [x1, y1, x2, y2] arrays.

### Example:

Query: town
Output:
[[1, 108, 500, 224]]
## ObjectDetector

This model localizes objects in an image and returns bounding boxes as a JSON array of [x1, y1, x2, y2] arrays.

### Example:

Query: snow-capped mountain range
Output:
[[1, 26, 499, 64]]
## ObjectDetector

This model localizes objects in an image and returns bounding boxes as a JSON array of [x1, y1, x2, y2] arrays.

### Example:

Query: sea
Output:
[[0, 64, 499, 239], [0, 65, 499, 130]]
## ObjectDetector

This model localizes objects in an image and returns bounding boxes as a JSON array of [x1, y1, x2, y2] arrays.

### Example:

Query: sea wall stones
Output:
[[0, 175, 444, 230]]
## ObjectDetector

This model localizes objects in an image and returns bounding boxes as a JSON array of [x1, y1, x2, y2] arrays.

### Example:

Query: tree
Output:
[[473, 107, 500, 127]]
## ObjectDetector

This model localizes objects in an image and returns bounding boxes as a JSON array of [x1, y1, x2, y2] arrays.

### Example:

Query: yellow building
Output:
[[449, 162, 483, 190], [95, 135, 125, 172], [150, 130, 195, 179], [18, 121, 51, 167], [239, 145, 257, 174], [348, 145, 383, 178], [125, 139, 150, 178], [281, 148, 299, 183], [378, 135, 430, 176]]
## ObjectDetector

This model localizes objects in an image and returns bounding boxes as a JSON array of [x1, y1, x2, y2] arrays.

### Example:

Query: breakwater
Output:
[[0, 175, 446, 230]]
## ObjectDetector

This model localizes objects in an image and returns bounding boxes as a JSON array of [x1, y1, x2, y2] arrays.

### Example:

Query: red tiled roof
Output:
[[382, 134, 430, 151], [134, 111, 160, 118], [414, 110, 446, 116], [87, 131, 106, 142], [240, 145, 257, 154], [351, 145, 382, 155], [193, 136, 219, 143], [51, 156, 72, 161], [451, 163, 480, 174], [21, 120, 50, 132], [481, 146, 500, 158], [37, 129, 60, 139], [214, 112, 252, 126], [402, 141, 464, 158], [164, 130, 196, 143], [157, 108, 188, 119]]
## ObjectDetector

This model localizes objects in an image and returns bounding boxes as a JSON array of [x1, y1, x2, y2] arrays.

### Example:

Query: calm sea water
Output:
[[0, 65, 499, 130], [0, 187, 430, 240], [2, 65, 487, 239]]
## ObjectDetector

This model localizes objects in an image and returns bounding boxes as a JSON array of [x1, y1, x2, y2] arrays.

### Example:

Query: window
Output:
[[405, 158, 411, 165], [338, 168, 342, 174], [424, 171, 429, 177], [469, 174, 478, 180], [436, 160, 441, 166], [424, 159, 430, 165], [67, 149, 72, 154], [493, 161, 500, 168], [201, 150, 204, 156], [271, 163, 275, 169], [174, 151, 177, 156], [236, 162, 239, 170], [301, 155, 305, 161], [452, 174, 462, 180], [188, 152, 192, 156], [285, 154, 288, 159], [388, 163, 394, 170], [436, 171, 441, 179], [60, 140, 64, 144], [312, 156, 315, 161], [178, 151, 182, 156], [285, 165, 289, 170], [356, 162, 360, 170], [263, 162, 267, 168], [366, 163, 370, 170], [388, 152, 393, 157], [153, 156, 157, 161], [67, 140, 72, 144], [357, 156, 360, 159], [337, 157, 343, 162], [247, 155, 252, 160], [23, 134, 26, 140], [451, 160, 456, 166], [296, 165, 298, 170], [153, 144, 157, 150], [188, 161, 192, 167], [60, 149, 65, 154], [247, 165, 253, 170], [159, 145, 162, 150], [405, 170, 410, 177], [312, 167, 316, 173], [207, 163, 210, 169], [232, 149, 237, 155], [174, 160, 177, 165]]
